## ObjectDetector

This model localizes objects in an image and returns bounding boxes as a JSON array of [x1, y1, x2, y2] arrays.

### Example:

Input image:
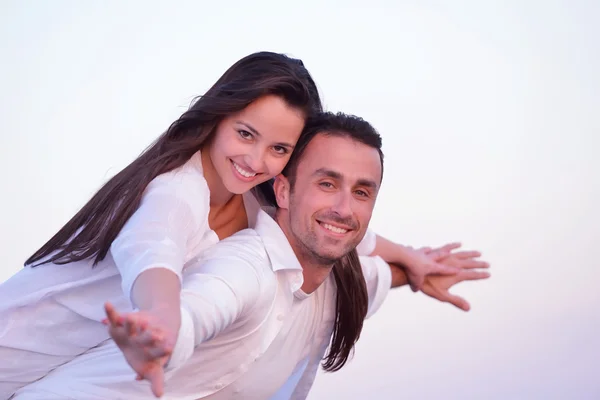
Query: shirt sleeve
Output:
[[360, 255, 392, 319], [166, 234, 268, 371], [355, 229, 377, 256], [110, 173, 209, 305]]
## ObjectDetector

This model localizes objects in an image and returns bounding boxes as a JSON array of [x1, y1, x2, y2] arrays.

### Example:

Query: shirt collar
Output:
[[253, 208, 303, 275]]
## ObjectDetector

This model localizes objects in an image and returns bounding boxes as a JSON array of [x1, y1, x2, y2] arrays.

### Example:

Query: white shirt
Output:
[[10, 209, 390, 400], [0, 151, 378, 399]]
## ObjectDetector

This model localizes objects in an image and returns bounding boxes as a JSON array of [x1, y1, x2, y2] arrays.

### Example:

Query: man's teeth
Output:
[[233, 162, 256, 178], [322, 223, 348, 234]]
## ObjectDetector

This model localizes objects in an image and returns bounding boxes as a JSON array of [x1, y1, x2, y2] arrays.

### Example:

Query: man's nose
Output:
[[331, 191, 353, 219]]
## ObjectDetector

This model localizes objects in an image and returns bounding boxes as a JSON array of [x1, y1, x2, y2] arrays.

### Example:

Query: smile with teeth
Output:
[[232, 161, 257, 178], [320, 222, 349, 234]]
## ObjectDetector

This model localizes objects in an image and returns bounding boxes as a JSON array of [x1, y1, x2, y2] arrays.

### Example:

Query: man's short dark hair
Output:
[[282, 111, 384, 187]]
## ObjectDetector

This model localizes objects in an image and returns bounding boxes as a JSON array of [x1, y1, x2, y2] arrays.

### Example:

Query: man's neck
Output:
[[298, 261, 333, 294]]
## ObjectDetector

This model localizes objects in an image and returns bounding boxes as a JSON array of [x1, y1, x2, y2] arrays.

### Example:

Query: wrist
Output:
[[389, 263, 409, 288]]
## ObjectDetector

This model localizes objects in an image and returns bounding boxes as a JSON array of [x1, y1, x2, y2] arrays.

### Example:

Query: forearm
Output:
[[389, 262, 409, 288], [371, 235, 413, 267], [131, 268, 181, 322]]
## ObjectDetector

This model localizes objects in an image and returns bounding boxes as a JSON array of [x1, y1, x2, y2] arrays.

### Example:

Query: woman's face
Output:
[[208, 95, 305, 195]]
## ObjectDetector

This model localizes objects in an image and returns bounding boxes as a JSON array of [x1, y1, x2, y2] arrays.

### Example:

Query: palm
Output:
[[403, 243, 464, 291], [420, 252, 490, 311], [103, 303, 175, 398]]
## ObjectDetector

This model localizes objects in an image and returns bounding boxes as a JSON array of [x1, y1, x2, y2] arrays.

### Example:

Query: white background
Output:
[[1, 1, 598, 399]]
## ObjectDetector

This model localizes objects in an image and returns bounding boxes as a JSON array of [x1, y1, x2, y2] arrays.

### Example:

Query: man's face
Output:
[[276, 133, 382, 265]]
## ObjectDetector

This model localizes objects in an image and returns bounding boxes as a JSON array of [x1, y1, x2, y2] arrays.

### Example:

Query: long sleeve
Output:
[[360, 255, 392, 318], [110, 171, 209, 305], [355, 229, 377, 256], [166, 233, 269, 371]]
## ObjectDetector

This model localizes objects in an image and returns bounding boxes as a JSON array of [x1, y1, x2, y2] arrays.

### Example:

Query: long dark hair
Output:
[[280, 112, 384, 372], [26, 51, 322, 267]]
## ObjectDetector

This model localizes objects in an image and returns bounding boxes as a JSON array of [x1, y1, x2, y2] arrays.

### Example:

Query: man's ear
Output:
[[273, 174, 291, 209]]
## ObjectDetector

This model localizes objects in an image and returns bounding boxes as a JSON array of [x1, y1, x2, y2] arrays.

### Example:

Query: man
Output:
[[12, 112, 489, 399]]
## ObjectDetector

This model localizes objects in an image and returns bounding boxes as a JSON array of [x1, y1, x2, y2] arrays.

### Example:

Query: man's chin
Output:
[[314, 247, 354, 264]]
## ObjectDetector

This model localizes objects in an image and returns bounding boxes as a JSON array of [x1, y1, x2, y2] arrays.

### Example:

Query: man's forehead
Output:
[[298, 134, 382, 184]]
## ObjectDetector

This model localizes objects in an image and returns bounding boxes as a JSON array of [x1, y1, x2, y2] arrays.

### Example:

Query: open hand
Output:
[[421, 249, 490, 311], [103, 302, 176, 398], [403, 242, 464, 292]]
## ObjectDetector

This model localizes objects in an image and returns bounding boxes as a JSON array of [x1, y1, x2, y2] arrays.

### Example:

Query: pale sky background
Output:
[[1, 1, 599, 399]]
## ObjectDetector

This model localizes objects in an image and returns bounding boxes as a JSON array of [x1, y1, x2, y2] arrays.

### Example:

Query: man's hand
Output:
[[103, 303, 177, 398], [420, 249, 490, 311], [401, 242, 464, 292]]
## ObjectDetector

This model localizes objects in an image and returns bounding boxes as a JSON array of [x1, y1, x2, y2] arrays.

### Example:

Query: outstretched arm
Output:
[[357, 226, 488, 294], [110, 177, 209, 355], [104, 235, 267, 398], [370, 234, 467, 291]]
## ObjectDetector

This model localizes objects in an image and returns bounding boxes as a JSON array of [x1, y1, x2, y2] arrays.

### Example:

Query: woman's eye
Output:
[[272, 145, 288, 155], [238, 130, 253, 139]]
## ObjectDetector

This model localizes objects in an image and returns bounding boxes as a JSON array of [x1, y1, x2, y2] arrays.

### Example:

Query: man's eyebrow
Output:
[[236, 120, 295, 149], [356, 178, 379, 190], [312, 168, 379, 189], [312, 168, 342, 180]]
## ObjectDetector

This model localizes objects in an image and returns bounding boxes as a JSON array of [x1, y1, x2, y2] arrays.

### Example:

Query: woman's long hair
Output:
[[26, 51, 322, 267]]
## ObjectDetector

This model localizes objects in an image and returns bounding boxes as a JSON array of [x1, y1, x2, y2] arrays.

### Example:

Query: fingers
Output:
[[147, 367, 166, 398], [460, 270, 491, 281], [435, 242, 462, 254], [431, 263, 461, 276], [125, 316, 137, 337], [104, 302, 123, 327], [427, 243, 461, 261], [122, 313, 152, 338], [135, 330, 172, 359], [459, 259, 490, 269], [445, 293, 471, 311], [451, 250, 482, 260]]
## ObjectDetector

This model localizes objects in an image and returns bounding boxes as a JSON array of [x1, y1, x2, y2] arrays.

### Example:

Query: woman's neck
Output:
[[200, 148, 235, 207]]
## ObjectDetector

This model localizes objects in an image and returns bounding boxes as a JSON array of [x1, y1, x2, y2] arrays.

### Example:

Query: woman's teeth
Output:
[[233, 162, 256, 178]]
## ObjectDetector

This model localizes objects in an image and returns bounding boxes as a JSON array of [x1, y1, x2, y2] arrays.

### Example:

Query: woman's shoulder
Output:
[[146, 152, 209, 200]]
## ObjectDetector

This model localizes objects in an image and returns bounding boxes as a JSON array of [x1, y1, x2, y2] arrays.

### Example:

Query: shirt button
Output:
[[215, 383, 225, 390], [277, 313, 284, 321]]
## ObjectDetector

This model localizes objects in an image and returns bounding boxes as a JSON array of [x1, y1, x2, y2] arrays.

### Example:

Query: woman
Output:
[[0, 51, 462, 398]]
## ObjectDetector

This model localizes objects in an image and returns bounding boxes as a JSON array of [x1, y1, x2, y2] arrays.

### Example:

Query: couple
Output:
[[0, 52, 489, 399]]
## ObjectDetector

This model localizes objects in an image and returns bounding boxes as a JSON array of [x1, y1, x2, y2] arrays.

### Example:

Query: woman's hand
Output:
[[103, 302, 178, 398]]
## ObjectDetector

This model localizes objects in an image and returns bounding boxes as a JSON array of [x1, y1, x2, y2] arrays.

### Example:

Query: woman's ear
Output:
[[273, 174, 290, 209]]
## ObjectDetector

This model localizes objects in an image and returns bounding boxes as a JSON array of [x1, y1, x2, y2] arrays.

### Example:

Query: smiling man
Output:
[[12, 112, 490, 400]]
